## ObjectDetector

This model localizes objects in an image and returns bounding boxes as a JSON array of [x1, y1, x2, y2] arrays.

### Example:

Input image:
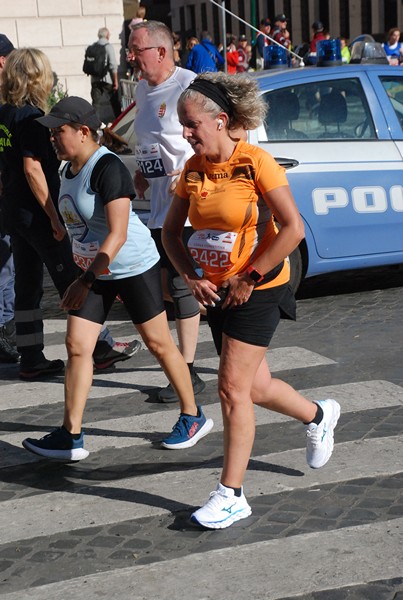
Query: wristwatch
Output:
[[245, 265, 264, 284], [79, 270, 96, 289]]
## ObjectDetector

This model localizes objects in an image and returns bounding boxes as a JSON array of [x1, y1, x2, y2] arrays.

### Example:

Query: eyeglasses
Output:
[[128, 46, 160, 56]]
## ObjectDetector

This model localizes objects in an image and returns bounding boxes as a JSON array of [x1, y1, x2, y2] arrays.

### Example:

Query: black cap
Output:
[[274, 14, 287, 22], [260, 18, 271, 26], [0, 34, 14, 57], [312, 21, 324, 32], [239, 34, 248, 42], [36, 96, 102, 130]]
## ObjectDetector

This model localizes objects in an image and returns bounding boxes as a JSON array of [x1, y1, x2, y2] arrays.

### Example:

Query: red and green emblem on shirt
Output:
[[158, 103, 166, 118]]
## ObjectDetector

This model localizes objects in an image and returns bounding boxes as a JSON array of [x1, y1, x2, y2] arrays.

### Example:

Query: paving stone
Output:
[[30, 551, 65, 562], [87, 536, 123, 549]]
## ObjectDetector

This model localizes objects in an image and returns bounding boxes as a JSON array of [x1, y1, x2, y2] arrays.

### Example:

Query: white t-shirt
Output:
[[133, 67, 195, 228]]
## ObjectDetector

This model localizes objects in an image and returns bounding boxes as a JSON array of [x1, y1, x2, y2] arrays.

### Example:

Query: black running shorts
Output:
[[206, 283, 296, 355], [69, 261, 165, 325]]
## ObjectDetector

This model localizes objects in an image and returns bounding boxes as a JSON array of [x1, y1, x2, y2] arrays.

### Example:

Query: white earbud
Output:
[[217, 119, 223, 130]]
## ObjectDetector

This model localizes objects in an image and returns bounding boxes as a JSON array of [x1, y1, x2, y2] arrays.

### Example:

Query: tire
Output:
[[288, 246, 303, 294], [274, 220, 306, 293]]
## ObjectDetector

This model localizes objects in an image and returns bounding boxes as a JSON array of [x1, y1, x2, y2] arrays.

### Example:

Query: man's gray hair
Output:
[[129, 20, 174, 54], [98, 27, 109, 39]]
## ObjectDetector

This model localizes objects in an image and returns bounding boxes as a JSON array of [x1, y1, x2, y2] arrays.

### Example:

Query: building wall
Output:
[[0, 0, 125, 103]]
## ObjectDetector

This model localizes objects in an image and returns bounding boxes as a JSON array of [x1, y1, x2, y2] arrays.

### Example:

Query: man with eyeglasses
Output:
[[127, 21, 206, 404]]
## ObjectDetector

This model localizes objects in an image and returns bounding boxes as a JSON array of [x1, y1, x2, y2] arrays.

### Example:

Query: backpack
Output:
[[82, 42, 108, 77]]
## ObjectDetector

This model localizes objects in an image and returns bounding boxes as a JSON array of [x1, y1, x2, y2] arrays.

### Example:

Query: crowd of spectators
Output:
[[174, 15, 403, 74]]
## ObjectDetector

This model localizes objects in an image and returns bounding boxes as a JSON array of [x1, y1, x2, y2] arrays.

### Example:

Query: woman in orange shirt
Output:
[[163, 71, 341, 529]]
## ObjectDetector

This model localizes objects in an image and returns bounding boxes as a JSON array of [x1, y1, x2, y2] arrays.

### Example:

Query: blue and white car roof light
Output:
[[264, 45, 289, 70], [316, 39, 343, 67]]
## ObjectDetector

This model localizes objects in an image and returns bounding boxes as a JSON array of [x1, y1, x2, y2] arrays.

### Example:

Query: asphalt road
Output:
[[0, 264, 402, 599]]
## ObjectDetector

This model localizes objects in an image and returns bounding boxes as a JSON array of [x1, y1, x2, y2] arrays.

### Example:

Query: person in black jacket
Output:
[[0, 48, 139, 378], [0, 33, 19, 364]]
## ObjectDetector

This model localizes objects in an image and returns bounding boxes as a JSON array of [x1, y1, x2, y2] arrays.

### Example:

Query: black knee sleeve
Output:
[[168, 273, 200, 319]]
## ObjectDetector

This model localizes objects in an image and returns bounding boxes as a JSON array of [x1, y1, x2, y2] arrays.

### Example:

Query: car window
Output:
[[259, 77, 376, 142], [379, 76, 403, 130]]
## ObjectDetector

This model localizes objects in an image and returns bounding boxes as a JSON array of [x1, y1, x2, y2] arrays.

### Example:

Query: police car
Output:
[[110, 59, 403, 291]]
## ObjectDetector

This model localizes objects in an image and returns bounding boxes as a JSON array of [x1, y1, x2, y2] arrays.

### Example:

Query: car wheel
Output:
[[288, 246, 304, 294]]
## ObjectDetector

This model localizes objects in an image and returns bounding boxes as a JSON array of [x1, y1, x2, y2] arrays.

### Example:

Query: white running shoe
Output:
[[306, 399, 341, 469], [191, 483, 252, 529]]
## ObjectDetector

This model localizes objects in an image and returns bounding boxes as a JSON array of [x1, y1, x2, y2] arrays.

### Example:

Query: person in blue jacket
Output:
[[186, 32, 224, 73]]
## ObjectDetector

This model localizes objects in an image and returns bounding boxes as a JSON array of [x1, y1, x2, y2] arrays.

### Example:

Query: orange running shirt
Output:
[[175, 139, 291, 288]]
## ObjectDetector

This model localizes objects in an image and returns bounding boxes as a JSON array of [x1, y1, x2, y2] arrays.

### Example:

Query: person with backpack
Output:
[[83, 27, 120, 123]]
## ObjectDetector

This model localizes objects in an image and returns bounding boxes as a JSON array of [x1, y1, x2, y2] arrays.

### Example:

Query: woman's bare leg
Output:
[[136, 311, 197, 416], [218, 337, 318, 489], [251, 357, 317, 422], [218, 335, 267, 488], [63, 315, 102, 433]]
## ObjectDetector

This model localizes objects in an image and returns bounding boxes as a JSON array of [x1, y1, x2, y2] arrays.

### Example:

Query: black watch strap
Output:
[[79, 270, 96, 288], [246, 265, 264, 283]]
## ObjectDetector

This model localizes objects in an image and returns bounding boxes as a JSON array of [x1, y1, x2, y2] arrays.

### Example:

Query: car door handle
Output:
[[274, 157, 299, 169]]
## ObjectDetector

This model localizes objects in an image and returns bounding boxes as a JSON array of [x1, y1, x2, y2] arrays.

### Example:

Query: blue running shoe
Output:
[[161, 405, 213, 450], [191, 483, 252, 529], [22, 427, 89, 461]]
